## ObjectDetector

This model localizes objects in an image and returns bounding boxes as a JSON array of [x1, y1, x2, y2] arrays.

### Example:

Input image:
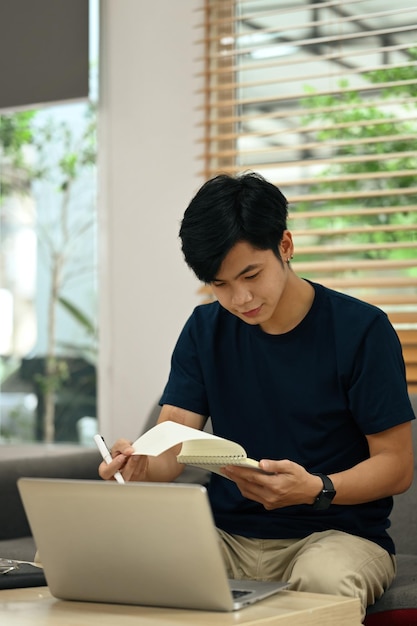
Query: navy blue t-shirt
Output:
[[160, 282, 415, 553]]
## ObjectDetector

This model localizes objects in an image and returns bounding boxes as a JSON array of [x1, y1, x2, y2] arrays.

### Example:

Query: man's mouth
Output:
[[240, 305, 262, 318]]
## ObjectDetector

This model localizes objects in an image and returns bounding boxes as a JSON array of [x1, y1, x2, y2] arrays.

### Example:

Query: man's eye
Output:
[[245, 273, 259, 280]]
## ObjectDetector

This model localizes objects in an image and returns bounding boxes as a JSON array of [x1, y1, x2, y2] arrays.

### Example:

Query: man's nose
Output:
[[231, 286, 252, 307]]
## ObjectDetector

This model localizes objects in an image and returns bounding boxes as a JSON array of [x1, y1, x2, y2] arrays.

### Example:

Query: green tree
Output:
[[0, 111, 36, 195], [297, 49, 417, 266], [0, 106, 97, 443]]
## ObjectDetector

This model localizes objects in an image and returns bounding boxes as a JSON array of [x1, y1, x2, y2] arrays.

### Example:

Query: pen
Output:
[[94, 434, 125, 484]]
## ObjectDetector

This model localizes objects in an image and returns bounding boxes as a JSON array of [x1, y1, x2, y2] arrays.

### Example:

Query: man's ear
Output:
[[279, 230, 294, 260]]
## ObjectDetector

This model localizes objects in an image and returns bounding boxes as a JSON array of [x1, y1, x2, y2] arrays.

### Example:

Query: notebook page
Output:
[[131, 420, 234, 457]]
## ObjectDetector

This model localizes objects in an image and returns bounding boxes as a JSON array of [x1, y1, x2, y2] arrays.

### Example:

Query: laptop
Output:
[[18, 478, 288, 611]]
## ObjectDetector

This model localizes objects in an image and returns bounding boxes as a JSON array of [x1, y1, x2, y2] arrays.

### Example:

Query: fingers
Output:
[[110, 438, 135, 457], [122, 454, 149, 482], [98, 448, 150, 483], [98, 452, 128, 481], [222, 460, 298, 509], [98, 437, 147, 483]]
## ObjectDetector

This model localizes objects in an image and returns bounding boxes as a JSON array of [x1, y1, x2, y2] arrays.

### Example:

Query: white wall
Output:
[[98, 0, 204, 442]]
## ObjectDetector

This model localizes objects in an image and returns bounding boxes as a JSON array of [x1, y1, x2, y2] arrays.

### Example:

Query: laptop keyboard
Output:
[[232, 589, 252, 599]]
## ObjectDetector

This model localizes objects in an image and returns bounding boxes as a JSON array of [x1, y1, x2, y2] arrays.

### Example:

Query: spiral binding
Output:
[[177, 455, 246, 464]]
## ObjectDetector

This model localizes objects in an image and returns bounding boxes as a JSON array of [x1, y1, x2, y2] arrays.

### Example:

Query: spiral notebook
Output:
[[18, 478, 287, 611], [132, 420, 262, 476]]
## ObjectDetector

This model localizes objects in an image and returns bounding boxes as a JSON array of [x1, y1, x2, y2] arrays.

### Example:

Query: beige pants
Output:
[[217, 529, 396, 620]]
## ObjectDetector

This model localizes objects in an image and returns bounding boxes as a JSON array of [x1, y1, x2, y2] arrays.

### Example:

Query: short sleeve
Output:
[[348, 312, 415, 433], [160, 314, 210, 416]]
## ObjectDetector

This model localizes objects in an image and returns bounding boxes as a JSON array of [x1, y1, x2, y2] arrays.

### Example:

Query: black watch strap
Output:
[[312, 473, 336, 510]]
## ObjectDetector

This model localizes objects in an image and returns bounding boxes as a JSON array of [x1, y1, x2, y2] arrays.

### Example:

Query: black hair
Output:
[[179, 172, 288, 283]]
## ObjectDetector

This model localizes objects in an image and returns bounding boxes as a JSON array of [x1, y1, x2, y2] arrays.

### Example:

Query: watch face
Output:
[[322, 489, 336, 502], [312, 474, 336, 510], [314, 488, 336, 510]]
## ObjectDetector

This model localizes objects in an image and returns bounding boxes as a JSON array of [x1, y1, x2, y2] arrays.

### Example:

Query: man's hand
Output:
[[222, 459, 322, 510], [98, 438, 149, 483], [98, 405, 207, 483]]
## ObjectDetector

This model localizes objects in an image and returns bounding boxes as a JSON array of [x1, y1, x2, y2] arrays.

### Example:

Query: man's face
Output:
[[210, 235, 293, 332]]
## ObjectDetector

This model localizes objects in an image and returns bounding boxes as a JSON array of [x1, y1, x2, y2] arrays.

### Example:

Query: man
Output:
[[100, 172, 415, 618]]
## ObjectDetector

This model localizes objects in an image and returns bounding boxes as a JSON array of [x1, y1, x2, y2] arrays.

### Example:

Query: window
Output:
[[201, 0, 417, 392], [0, 0, 98, 443]]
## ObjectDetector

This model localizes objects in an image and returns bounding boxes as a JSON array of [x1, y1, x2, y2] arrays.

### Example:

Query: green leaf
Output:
[[58, 296, 96, 336]]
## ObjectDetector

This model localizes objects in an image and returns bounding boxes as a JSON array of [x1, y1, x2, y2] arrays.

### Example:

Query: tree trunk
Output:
[[43, 257, 61, 443]]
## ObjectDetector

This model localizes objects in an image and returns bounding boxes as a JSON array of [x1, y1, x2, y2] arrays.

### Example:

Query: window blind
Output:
[[199, 0, 417, 392]]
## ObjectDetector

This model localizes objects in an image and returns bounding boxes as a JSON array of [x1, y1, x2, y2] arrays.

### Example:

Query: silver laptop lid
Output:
[[18, 478, 279, 611]]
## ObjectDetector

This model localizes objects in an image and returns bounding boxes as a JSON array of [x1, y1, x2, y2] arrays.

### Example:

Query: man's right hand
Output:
[[98, 406, 206, 484], [98, 438, 149, 482]]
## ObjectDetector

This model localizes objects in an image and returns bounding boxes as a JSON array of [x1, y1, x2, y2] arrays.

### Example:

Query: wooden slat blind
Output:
[[200, 0, 417, 392]]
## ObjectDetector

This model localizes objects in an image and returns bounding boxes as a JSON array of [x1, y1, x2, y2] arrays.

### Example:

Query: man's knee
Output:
[[286, 533, 395, 618], [289, 556, 366, 598]]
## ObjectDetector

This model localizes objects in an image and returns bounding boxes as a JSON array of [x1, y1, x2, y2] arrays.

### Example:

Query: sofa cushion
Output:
[[365, 397, 417, 621], [365, 609, 417, 625], [0, 445, 101, 540], [387, 418, 417, 555], [0, 536, 37, 561], [366, 555, 417, 615]]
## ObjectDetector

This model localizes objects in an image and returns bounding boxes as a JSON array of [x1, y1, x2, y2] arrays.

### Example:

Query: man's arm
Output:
[[222, 421, 414, 510], [98, 404, 206, 483], [330, 421, 414, 504]]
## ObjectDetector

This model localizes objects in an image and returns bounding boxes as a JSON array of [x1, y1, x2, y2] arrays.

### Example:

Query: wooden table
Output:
[[0, 586, 361, 625]]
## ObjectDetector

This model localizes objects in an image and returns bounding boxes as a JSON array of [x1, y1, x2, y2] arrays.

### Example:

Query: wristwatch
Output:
[[312, 473, 336, 510]]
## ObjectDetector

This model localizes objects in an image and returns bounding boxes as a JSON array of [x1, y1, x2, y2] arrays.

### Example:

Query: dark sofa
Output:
[[0, 444, 101, 560], [364, 394, 417, 624]]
